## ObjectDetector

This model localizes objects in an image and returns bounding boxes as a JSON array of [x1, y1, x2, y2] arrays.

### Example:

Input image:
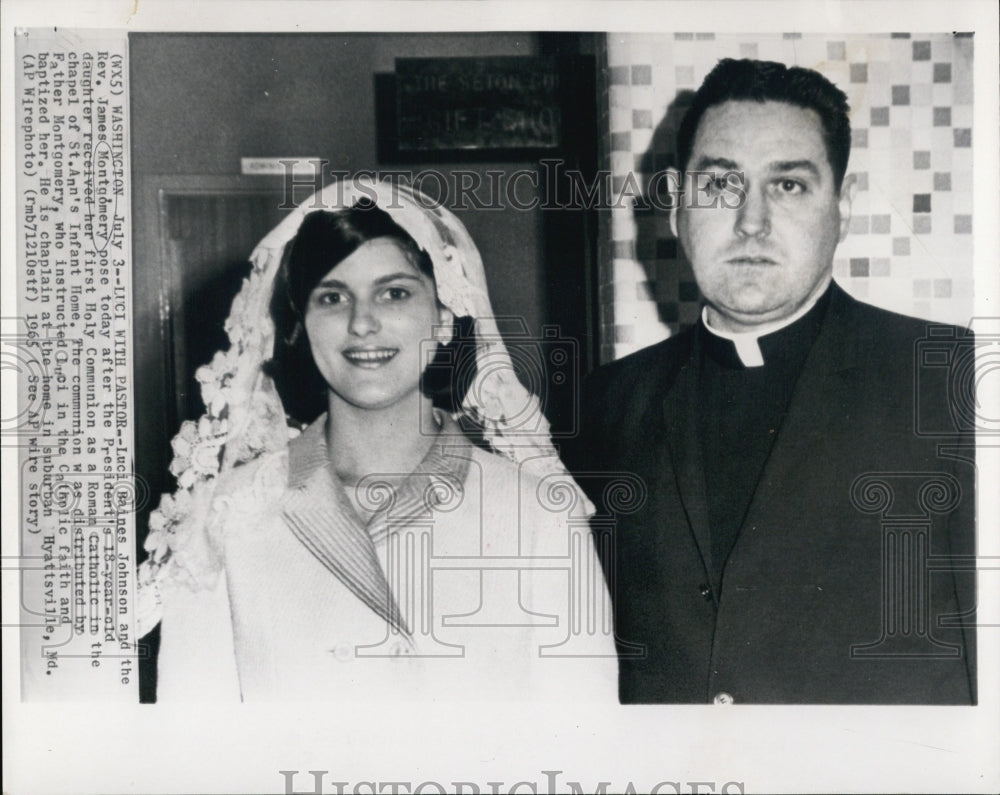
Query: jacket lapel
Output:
[[366, 425, 471, 545], [660, 331, 715, 584], [739, 283, 868, 537], [279, 420, 409, 636]]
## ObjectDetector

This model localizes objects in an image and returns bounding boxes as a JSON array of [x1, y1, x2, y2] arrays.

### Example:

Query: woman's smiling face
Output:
[[303, 237, 451, 412]]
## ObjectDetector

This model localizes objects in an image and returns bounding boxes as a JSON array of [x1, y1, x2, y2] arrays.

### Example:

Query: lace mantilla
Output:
[[137, 177, 589, 636]]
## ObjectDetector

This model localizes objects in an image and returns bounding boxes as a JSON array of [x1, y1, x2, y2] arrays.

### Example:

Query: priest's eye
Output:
[[707, 173, 734, 192], [773, 178, 806, 195]]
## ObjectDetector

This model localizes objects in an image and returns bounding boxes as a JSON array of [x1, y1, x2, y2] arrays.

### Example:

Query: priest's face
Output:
[[670, 100, 855, 333]]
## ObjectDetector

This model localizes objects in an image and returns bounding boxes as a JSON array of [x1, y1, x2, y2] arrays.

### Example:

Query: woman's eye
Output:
[[316, 291, 346, 306], [381, 286, 411, 301]]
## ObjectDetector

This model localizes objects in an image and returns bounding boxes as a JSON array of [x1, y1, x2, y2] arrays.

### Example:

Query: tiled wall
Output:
[[598, 33, 975, 362]]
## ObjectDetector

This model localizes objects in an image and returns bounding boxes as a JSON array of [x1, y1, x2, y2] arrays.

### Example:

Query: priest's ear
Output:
[[837, 173, 858, 243], [667, 167, 683, 238]]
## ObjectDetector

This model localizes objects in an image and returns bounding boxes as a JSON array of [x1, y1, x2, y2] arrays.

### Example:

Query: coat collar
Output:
[[804, 280, 874, 376], [280, 412, 473, 637], [287, 410, 472, 493]]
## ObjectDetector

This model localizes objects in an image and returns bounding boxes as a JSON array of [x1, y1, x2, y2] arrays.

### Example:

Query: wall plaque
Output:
[[395, 56, 562, 152]]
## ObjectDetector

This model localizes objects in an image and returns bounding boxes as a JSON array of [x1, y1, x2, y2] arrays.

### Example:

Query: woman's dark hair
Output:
[[265, 201, 475, 425]]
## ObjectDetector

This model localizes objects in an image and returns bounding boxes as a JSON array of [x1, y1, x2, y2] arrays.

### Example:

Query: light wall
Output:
[[598, 32, 975, 362]]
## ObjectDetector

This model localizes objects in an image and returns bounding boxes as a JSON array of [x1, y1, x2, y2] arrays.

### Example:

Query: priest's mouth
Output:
[[727, 256, 777, 266]]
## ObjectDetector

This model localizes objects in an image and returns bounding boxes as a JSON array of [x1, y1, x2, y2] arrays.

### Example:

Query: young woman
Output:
[[137, 179, 616, 701]]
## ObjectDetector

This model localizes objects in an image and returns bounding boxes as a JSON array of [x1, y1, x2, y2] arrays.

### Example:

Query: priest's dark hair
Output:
[[676, 58, 852, 190]]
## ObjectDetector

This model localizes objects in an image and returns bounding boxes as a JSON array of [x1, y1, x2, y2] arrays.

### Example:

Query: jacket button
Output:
[[713, 692, 734, 705], [699, 584, 712, 600], [331, 643, 353, 662], [390, 641, 412, 661]]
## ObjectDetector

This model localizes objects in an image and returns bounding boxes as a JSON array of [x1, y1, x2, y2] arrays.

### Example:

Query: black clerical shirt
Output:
[[697, 288, 832, 590]]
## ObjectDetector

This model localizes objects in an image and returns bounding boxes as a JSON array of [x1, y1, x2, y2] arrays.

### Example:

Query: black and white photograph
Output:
[[3, 1, 998, 793]]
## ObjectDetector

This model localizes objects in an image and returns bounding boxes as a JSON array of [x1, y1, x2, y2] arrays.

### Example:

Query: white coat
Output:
[[156, 416, 618, 702]]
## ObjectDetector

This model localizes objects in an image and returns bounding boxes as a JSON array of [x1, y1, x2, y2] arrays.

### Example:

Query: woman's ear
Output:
[[434, 306, 455, 345]]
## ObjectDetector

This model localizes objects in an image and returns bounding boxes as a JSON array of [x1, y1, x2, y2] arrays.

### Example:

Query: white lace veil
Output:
[[137, 177, 590, 636]]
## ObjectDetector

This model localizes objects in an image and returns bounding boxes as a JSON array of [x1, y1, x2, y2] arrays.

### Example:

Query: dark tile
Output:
[[608, 66, 629, 85], [870, 107, 890, 126], [933, 106, 952, 126], [656, 238, 678, 259], [659, 302, 679, 322], [679, 281, 699, 301], [871, 215, 891, 234], [635, 234, 657, 260], [633, 109, 653, 129], [613, 239, 634, 259], [631, 65, 652, 85], [933, 63, 952, 82], [614, 324, 635, 344], [611, 131, 631, 152], [934, 279, 952, 298]]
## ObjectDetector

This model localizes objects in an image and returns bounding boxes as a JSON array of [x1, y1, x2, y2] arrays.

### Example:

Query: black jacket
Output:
[[567, 283, 976, 704]]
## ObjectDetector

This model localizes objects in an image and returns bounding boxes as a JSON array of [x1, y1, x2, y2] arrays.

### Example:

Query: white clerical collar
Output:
[[701, 278, 831, 368]]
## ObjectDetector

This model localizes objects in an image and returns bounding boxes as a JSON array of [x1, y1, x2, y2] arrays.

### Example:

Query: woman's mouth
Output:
[[342, 347, 399, 367]]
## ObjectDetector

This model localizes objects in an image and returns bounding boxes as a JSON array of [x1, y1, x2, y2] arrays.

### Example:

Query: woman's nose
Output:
[[735, 183, 771, 238], [348, 301, 380, 336]]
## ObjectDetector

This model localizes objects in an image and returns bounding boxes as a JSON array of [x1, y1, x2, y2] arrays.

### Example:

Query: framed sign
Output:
[[378, 55, 581, 161]]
